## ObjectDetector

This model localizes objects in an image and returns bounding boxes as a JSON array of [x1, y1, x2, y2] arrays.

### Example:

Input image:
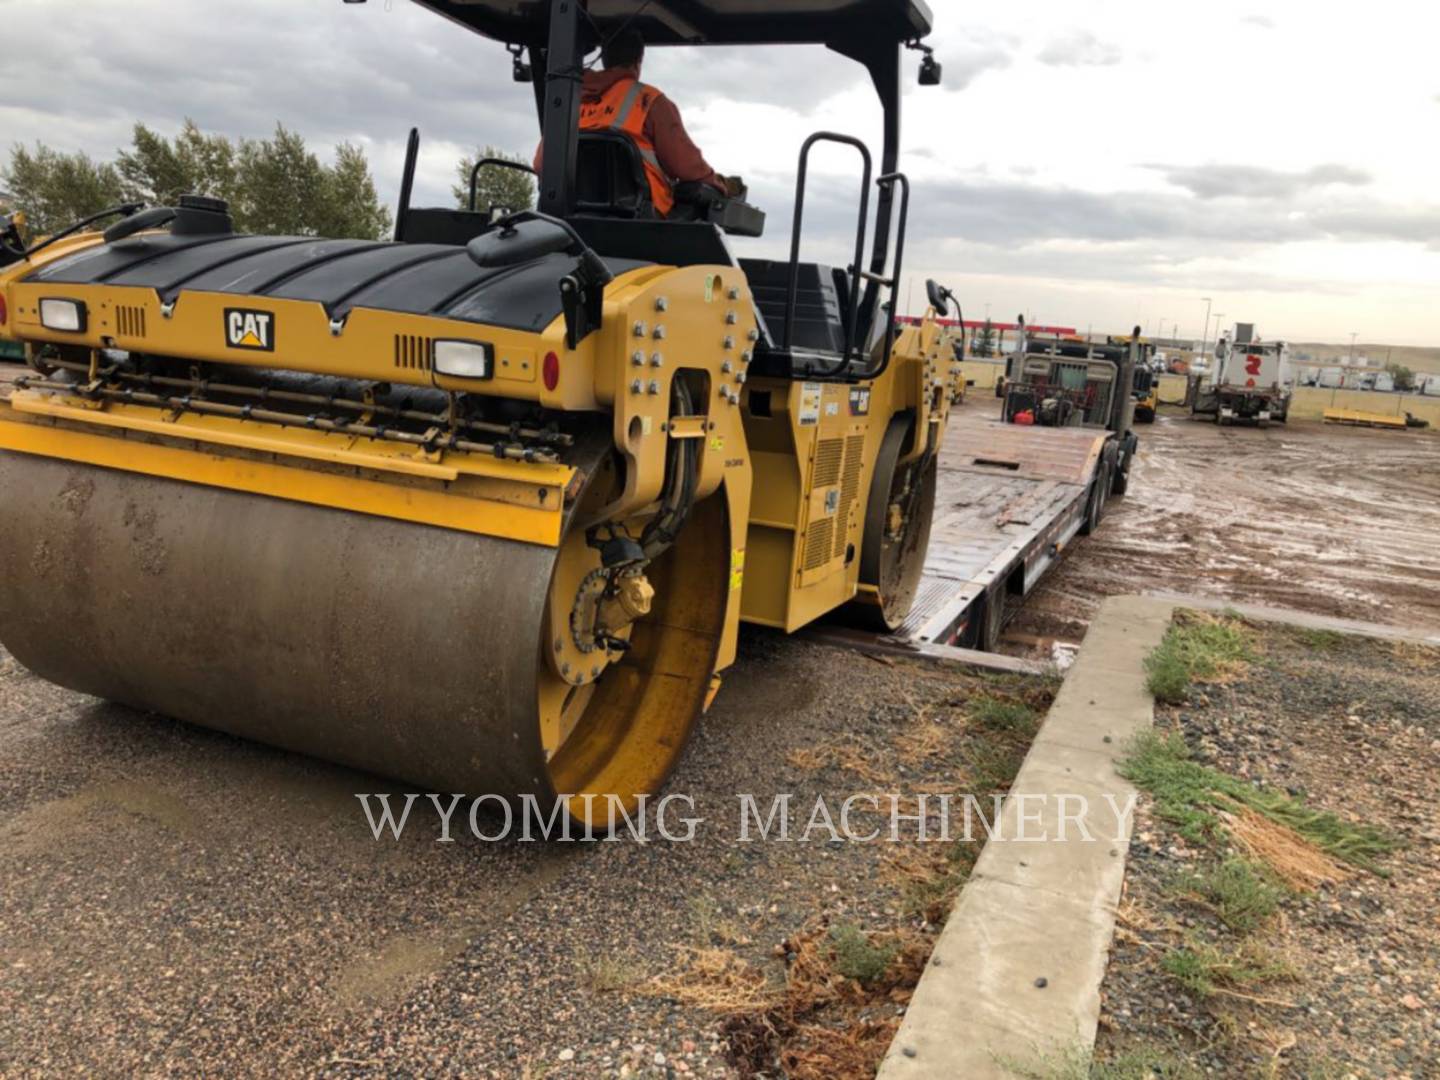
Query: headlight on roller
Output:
[[432, 339, 494, 381], [39, 298, 87, 333]]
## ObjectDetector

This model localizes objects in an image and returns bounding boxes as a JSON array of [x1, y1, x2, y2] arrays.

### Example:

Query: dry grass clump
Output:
[[649, 946, 782, 1014], [1220, 806, 1353, 891], [652, 922, 931, 1079], [784, 735, 890, 785]]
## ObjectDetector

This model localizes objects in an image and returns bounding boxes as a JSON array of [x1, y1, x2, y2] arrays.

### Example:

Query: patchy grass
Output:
[[1120, 732, 1396, 871], [1160, 938, 1295, 1003], [970, 694, 1042, 736], [1004, 1041, 1205, 1080], [965, 739, 1028, 795], [1170, 857, 1284, 933], [581, 951, 643, 993], [688, 894, 748, 948], [1144, 611, 1255, 703], [1288, 626, 1347, 650], [826, 924, 899, 983]]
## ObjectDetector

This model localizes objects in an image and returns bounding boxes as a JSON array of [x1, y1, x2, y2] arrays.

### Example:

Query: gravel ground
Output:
[[1094, 620, 1440, 1078], [0, 629, 1053, 1077]]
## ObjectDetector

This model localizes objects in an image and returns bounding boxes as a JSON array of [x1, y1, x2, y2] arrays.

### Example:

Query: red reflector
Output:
[[542, 351, 560, 391], [0, 294, 7, 326]]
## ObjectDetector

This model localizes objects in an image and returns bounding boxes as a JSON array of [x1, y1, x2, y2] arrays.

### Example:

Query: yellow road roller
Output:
[[0, 0, 950, 827]]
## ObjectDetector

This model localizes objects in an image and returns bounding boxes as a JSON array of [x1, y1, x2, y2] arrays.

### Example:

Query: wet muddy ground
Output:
[[1000, 402, 1440, 649]]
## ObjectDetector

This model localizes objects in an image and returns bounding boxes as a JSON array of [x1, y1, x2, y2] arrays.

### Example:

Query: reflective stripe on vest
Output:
[[579, 77, 674, 215]]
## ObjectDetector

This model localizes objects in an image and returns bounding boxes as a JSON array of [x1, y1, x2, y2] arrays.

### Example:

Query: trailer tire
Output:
[[1080, 461, 1110, 536]]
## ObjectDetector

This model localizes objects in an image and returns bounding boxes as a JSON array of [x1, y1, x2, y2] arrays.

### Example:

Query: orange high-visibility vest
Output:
[[579, 77, 674, 215]]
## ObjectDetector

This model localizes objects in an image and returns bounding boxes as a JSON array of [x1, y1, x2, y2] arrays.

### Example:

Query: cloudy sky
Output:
[[4, 0, 1439, 344]]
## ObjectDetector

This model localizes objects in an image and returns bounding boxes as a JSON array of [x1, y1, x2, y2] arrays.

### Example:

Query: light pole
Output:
[[1348, 331, 1358, 362], [1198, 297, 1213, 363]]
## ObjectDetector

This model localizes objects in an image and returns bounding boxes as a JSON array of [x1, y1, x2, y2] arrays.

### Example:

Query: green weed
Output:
[[1144, 613, 1254, 703], [1161, 939, 1294, 1000], [971, 694, 1042, 735], [827, 923, 898, 983], [1121, 732, 1396, 869], [1290, 626, 1347, 650], [1172, 857, 1283, 932]]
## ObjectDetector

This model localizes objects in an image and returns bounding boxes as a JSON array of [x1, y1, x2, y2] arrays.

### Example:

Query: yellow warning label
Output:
[[729, 548, 745, 591], [709, 435, 725, 453]]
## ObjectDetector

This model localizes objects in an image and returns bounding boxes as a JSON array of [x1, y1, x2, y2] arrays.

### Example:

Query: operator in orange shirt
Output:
[[536, 29, 742, 217]]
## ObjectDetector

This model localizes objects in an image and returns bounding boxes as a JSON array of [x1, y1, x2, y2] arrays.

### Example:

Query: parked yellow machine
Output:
[[0, 0, 949, 826]]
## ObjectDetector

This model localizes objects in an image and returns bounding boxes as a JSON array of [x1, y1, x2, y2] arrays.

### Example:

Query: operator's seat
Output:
[[575, 132, 657, 219], [739, 258, 885, 380]]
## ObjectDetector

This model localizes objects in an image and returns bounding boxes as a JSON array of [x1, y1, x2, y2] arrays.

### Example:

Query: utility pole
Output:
[[1349, 331, 1358, 362], [1199, 297, 1213, 364]]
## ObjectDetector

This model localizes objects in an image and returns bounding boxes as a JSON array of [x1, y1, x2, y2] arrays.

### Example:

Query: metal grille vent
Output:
[[394, 334, 433, 371], [116, 305, 146, 337], [804, 518, 835, 571], [812, 437, 843, 487], [835, 434, 865, 558]]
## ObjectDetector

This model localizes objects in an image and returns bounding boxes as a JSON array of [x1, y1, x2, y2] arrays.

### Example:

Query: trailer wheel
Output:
[[1080, 460, 1111, 536]]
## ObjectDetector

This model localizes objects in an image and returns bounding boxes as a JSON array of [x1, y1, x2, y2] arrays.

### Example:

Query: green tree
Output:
[[117, 120, 238, 208], [314, 142, 391, 241], [1, 143, 125, 235], [453, 146, 535, 215], [1385, 362, 1415, 392], [233, 123, 327, 236], [973, 318, 998, 358], [6, 121, 391, 241]]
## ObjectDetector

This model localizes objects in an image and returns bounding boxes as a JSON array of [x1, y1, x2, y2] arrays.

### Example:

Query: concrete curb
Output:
[[1145, 592, 1440, 646], [877, 593, 1176, 1079]]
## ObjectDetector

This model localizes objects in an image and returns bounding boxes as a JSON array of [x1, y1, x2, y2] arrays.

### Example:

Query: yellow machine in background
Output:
[[0, 0, 949, 826]]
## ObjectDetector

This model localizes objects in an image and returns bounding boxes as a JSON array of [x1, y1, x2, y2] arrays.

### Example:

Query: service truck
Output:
[[1192, 322, 1291, 426]]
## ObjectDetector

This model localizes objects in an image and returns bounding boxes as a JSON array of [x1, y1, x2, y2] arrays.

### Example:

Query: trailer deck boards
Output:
[[897, 420, 1108, 648]]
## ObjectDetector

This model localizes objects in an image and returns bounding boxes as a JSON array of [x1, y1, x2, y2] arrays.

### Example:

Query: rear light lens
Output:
[[0, 293, 7, 326], [431, 339, 494, 380], [39, 297, 87, 333], [542, 351, 560, 391]]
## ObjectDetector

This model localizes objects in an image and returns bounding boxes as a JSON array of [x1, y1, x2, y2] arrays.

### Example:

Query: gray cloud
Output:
[[1148, 162, 1372, 200], [644, 44, 866, 113], [1310, 206, 1440, 249], [908, 179, 1311, 247], [920, 239, 1356, 297], [935, 42, 1013, 91], [1036, 30, 1122, 68]]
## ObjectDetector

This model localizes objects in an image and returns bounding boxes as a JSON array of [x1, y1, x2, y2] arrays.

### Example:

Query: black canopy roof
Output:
[[411, 0, 933, 48]]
